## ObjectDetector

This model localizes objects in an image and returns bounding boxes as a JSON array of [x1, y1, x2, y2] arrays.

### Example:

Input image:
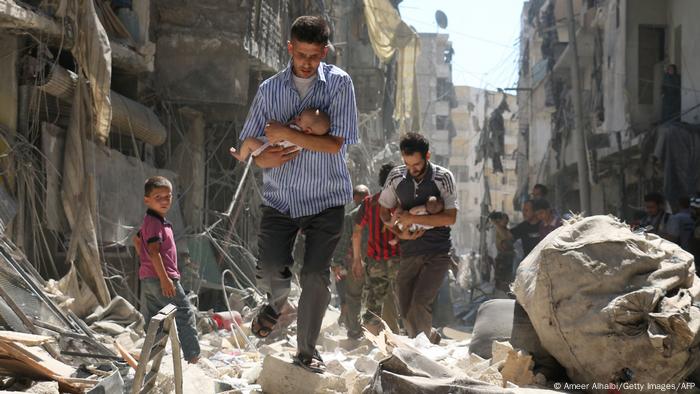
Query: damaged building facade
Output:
[[0, 0, 411, 319], [516, 0, 700, 216], [450, 87, 519, 253]]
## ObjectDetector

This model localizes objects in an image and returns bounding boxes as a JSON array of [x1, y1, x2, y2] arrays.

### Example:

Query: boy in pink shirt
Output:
[[133, 176, 200, 363]]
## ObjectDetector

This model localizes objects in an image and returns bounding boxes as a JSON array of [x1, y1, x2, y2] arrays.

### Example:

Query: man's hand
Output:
[[395, 227, 426, 240], [332, 265, 345, 281], [352, 257, 364, 280], [394, 211, 416, 228], [264, 121, 291, 144], [254, 145, 300, 168], [160, 277, 176, 298]]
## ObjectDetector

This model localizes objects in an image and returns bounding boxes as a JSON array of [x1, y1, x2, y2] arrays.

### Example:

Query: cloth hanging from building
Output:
[[362, 0, 420, 132], [57, 0, 113, 143], [654, 122, 700, 204], [54, 0, 114, 306]]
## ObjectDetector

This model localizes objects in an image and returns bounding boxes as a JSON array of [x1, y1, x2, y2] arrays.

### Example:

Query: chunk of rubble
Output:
[[325, 359, 348, 376], [257, 354, 346, 393], [25, 381, 60, 394], [500, 349, 536, 387], [353, 355, 378, 374], [491, 340, 513, 365]]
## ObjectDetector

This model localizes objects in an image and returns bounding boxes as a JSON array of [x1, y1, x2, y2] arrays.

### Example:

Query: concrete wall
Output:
[[668, 0, 700, 123], [602, 0, 628, 134], [626, 0, 668, 129]]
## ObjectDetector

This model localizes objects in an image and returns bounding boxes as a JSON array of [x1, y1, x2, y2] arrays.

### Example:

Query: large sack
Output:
[[469, 299, 564, 380], [513, 215, 700, 393]]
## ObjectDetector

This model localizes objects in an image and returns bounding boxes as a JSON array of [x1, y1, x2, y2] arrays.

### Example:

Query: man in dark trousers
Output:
[[238, 15, 358, 373], [379, 133, 458, 344]]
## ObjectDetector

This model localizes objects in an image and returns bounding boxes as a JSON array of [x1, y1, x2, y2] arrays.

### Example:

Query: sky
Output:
[[399, 0, 525, 90]]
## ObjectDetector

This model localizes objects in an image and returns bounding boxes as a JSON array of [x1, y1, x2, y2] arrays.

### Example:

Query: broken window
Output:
[[437, 78, 450, 100], [436, 115, 449, 130], [638, 25, 665, 105]]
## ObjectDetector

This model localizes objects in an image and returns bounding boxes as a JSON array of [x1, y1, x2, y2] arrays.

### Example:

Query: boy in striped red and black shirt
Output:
[[351, 163, 401, 334]]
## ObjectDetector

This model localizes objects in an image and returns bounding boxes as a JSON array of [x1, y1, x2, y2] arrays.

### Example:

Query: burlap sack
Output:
[[513, 215, 700, 393]]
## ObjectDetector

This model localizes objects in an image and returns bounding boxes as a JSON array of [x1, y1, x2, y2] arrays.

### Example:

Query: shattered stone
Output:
[[491, 340, 513, 365], [349, 374, 372, 394], [347, 345, 370, 357], [257, 354, 346, 393], [325, 359, 348, 376], [240, 363, 262, 383], [25, 381, 59, 394], [500, 349, 536, 387], [354, 355, 378, 374], [478, 365, 503, 386]]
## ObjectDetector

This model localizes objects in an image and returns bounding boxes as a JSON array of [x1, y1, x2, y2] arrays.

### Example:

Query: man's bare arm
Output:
[[265, 122, 343, 153], [397, 208, 458, 228], [253, 145, 300, 168]]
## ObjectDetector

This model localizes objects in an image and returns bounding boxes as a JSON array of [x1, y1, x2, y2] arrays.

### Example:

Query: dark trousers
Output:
[[396, 253, 451, 338], [140, 278, 200, 360], [256, 205, 344, 358]]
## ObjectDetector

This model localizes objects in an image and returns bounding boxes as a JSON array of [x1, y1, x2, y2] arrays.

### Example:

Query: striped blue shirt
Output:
[[239, 62, 358, 218]]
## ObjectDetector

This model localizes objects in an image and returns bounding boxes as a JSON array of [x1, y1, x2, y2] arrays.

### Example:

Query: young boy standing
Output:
[[134, 176, 200, 363]]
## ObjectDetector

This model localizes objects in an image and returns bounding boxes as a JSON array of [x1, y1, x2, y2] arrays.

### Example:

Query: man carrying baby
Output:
[[236, 15, 358, 373], [379, 132, 458, 344]]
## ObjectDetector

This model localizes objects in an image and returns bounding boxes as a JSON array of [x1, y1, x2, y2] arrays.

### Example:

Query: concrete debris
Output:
[[491, 340, 513, 366], [24, 381, 59, 394], [257, 354, 346, 393], [500, 349, 536, 387]]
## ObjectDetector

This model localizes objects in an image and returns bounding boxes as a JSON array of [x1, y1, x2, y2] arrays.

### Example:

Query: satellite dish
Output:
[[435, 10, 448, 29]]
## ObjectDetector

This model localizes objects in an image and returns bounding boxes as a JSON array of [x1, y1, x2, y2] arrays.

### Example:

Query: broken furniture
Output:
[[131, 304, 183, 394]]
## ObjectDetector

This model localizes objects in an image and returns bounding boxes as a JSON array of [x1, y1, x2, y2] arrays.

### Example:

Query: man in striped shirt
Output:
[[351, 163, 401, 335], [238, 16, 358, 373], [379, 133, 458, 344]]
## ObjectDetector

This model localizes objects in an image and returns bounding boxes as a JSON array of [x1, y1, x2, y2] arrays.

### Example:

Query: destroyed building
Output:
[[515, 0, 700, 216], [0, 0, 412, 311], [449, 88, 520, 253]]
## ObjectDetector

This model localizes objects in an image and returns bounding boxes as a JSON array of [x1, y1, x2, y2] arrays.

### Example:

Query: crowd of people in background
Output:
[[486, 184, 700, 294], [635, 191, 700, 272], [486, 184, 562, 294]]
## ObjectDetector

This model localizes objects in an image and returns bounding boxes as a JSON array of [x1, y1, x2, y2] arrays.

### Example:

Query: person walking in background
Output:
[[667, 196, 695, 251], [510, 200, 542, 257], [640, 192, 671, 238], [332, 185, 369, 340], [533, 199, 561, 238], [351, 163, 401, 335]]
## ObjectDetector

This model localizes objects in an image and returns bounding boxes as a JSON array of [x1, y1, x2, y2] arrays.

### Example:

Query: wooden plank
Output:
[[0, 342, 74, 378], [114, 341, 138, 370], [0, 330, 54, 346]]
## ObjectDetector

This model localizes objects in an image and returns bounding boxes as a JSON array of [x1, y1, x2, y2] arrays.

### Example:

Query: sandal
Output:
[[251, 304, 279, 338], [293, 350, 326, 374]]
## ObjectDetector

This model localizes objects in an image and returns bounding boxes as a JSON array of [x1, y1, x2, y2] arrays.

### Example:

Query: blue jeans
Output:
[[140, 278, 200, 360]]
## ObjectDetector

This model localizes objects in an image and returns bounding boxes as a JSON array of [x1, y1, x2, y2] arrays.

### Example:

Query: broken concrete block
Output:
[[318, 334, 340, 352], [258, 354, 346, 393], [491, 340, 513, 365], [350, 374, 372, 394], [500, 349, 535, 387], [347, 345, 370, 356], [340, 337, 370, 351], [354, 355, 378, 374], [478, 365, 503, 386], [325, 359, 348, 376], [465, 353, 491, 379], [241, 363, 262, 384], [26, 381, 59, 394]]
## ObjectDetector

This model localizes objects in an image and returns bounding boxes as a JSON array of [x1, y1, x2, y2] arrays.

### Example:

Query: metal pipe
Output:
[[37, 62, 167, 146]]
